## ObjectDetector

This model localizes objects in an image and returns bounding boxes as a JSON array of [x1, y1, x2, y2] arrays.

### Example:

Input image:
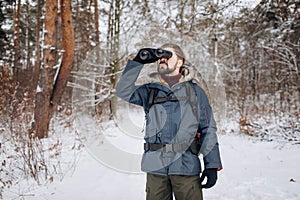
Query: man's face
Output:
[[157, 48, 182, 76]]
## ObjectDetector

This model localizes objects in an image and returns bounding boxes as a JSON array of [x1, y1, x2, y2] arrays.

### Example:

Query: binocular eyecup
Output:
[[139, 48, 173, 61]]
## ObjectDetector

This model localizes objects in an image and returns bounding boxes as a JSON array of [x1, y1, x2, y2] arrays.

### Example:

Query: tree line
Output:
[[0, 0, 299, 138]]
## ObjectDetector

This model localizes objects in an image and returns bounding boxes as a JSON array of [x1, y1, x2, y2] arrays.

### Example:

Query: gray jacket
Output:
[[116, 60, 222, 175]]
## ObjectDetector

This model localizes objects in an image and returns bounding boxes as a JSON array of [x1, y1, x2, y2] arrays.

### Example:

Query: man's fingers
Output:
[[199, 175, 204, 182]]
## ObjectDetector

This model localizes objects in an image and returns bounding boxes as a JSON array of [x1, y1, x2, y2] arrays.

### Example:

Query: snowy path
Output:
[[4, 131, 300, 199]]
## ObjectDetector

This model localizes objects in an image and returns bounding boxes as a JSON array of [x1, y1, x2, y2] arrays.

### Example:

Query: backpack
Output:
[[144, 81, 203, 155]]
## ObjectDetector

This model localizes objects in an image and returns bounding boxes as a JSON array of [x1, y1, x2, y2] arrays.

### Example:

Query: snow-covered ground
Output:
[[3, 121, 300, 200]]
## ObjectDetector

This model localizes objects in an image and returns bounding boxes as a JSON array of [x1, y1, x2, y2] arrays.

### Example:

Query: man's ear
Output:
[[176, 59, 183, 68]]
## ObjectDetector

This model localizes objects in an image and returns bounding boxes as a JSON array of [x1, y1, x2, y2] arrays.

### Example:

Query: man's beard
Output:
[[157, 62, 176, 75]]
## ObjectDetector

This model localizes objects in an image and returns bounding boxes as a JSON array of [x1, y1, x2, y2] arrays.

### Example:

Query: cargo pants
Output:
[[146, 173, 203, 200]]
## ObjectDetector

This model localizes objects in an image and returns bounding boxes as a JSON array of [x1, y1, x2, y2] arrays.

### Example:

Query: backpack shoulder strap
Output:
[[145, 88, 158, 114], [185, 81, 198, 119]]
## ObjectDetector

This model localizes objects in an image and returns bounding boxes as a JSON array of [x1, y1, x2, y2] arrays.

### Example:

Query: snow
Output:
[[209, 0, 262, 20], [3, 115, 300, 200], [36, 84, 43, 93], [2, 0, 299, 198]]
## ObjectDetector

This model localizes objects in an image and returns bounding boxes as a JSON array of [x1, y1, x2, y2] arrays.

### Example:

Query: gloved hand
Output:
[[199, 168, 218, 189], [133, 48, 159, 64]]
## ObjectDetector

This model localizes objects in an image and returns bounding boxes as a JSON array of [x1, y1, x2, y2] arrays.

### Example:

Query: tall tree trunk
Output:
[[74, 0, 80, 71], [98, 0, 121, 119], [13, 0, 21, 74], [25, 0, 30, 69], [112, 0, 120, 88], [107, 1, 113, 48], [94, 0, 100, 45], [34, 0, 58, 138], [86, 0, 92, 52], [50, 0, 75, 116], [33, 0, 42, 90], [110, 0, 121, 118], [34, 0, 74, 138]]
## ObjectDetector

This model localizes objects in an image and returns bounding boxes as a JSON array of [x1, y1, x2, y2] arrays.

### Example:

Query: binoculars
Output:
[[139, 48, 173, 61]]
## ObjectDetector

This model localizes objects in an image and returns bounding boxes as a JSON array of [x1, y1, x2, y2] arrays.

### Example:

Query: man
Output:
[[116, 43, 222, 200]]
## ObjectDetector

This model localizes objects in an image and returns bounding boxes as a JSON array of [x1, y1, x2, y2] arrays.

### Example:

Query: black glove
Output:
[[133, 48, 159, 64], [199, 168, 218, 189]]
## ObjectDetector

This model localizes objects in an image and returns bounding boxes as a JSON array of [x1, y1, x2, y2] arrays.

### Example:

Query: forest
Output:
[[0, 0, 299, 197]]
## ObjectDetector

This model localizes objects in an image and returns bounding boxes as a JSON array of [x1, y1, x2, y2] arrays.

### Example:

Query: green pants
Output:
[[146, 173, 203, 200]]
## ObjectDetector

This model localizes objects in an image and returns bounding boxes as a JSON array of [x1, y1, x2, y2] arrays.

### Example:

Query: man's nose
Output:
[[159, 58, 167, 62]]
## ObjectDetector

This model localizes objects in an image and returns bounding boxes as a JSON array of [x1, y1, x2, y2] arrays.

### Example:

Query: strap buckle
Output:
[[144, 143, 150, 151], [164, 144, 173, 152]]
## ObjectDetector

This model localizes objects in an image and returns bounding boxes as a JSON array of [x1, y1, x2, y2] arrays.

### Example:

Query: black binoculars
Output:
[[139, 48, 173, 61]]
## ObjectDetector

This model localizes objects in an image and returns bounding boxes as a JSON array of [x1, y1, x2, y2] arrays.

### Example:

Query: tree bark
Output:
[[34, 0, 58, 138], [50, 0, 74, 116], [34, 0, 74, 138]]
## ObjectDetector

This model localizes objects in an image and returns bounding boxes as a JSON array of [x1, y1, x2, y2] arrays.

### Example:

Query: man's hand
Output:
[[133, 48, 159, 64], [199, 168, 218, 189]]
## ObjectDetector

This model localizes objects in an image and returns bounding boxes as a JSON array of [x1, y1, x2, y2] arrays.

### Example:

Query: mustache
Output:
[[159, 61, 167, 65]]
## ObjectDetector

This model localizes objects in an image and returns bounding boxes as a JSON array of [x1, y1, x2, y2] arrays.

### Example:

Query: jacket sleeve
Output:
[[196, 86, 223, 170], [116, 60, 148, 106]]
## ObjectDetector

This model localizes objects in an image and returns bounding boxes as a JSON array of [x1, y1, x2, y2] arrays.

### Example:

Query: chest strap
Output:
[[145, 81, 198, 116], [144, 142, 190, 153]]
